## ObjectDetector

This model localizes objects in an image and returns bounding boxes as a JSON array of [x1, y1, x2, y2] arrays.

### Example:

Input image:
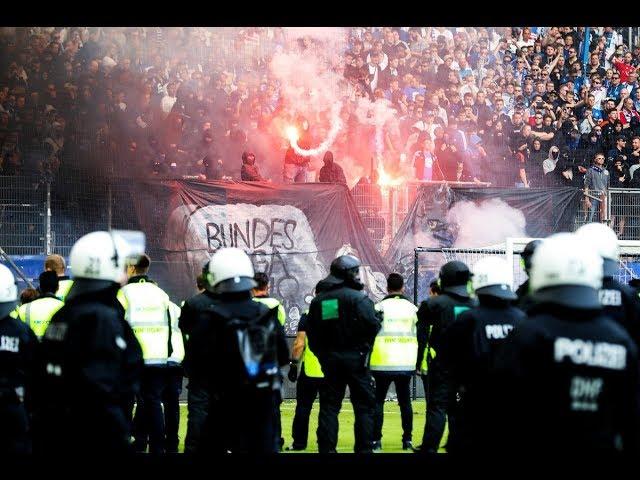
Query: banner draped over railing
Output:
[[124, 180, 390, 334], [384, 185, 584, 301]]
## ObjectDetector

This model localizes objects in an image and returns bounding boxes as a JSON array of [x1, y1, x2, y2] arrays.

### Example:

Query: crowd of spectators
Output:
[[1, 26, 640, 192]]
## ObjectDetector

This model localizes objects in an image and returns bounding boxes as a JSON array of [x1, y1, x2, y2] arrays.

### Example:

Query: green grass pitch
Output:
[[177, 399, 448, 453]]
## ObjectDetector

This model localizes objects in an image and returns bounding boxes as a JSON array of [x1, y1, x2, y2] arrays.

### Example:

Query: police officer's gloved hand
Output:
[[288, 361, 299, 383]]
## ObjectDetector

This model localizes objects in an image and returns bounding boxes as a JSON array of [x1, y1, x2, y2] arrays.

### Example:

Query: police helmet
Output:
[[472, 257, 517, 300], [0, 264, 18, 318], [439, 260, 472, 297], [529, 232, 602, 309], [207, 247, 257, 294], [327, 254, 364, 290], [520, 239, 543, 273], [575, 222, 619, 278], [67, 231, 132, 298]]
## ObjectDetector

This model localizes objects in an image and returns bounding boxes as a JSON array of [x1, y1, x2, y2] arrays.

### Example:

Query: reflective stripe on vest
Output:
[[303, 335, 324, 378], [118, 282, 171, 365], [18, 297, 64, 338], [168, 301, 185, 364], [253, 296, 286, 326], [420, 305, 470, 374], [370, 297, 418, 372], [56, 279, 74, 301]]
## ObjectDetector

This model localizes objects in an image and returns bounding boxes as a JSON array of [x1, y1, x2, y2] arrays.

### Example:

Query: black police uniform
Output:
[[289, 312, 323, 450], [416, 261, 477, 453], [34, 281, 144, 454], [445, 294, 526, 453], [179, 290, 215, 454], [492, 286, 640, 453], [515, 240, 541, 312], [599, 259, 640, 349], [305, 257, 381, 454], [196, 291, 290, 454], [0, 307, 38, 454]]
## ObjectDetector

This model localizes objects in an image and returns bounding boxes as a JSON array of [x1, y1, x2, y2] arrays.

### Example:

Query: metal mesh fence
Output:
[[610, 189, 640, 241], [0, 175, 46, 255], [413, 243, 640, 308]]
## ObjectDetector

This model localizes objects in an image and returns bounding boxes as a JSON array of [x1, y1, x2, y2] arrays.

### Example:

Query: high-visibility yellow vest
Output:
[[168, 301, 185, 365], [117, 279, 171, 365], [302, 334, 324, 378], [253, 296, 286, 326], [370, 296, 418, 372], [419, 326, 437, 375], [17, 296, 64, 338], [56, 279, 74, 301]]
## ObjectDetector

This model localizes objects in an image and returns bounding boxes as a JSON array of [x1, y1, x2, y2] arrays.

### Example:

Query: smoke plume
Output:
[[447, 198, 527, 248]]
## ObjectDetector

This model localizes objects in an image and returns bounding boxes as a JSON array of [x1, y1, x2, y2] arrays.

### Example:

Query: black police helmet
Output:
[[439, 260, 472, 297], [521, 239, 542, 273], [327, 254, 364, 290]]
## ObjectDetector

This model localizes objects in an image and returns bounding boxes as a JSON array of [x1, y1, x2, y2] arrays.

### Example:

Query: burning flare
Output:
[[377, 160, 403, 187], [285, 126, 299, 143]]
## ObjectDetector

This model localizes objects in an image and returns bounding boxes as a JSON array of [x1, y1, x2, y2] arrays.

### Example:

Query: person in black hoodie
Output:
[[318, 151, 347, 185], [527, 138, 547, 187], [610, 155, 630, 188], [240, 151, 263, 181]]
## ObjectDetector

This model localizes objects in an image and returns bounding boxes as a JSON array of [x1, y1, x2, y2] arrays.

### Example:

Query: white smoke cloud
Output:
[[447, 198, 526, 248]]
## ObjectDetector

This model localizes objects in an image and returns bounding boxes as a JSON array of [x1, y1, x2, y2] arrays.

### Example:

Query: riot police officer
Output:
[[196, 248, 290, 454], [34, 231, 144, 454], [445, 257, 525, 453], [178, 262, 211, 454], [515, 239, 542, 310], [493, 233, 640, 453], [16, 271, 64, 339], [575, 222, 640, 348], [117, 254, 173, 454], [305, 254, 381, 454], [0, 264, 38, 454], [415, 260, 477, 454]]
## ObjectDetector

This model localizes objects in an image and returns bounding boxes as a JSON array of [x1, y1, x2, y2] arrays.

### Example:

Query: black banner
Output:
[[384, 185, 583, 301], [126, 180, 389, 334]]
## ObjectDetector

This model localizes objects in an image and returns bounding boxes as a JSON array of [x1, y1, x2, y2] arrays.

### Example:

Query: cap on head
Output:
[[472, 257, 516, 300], [207, 247, 256, 294], [529, 232, 603, 309]]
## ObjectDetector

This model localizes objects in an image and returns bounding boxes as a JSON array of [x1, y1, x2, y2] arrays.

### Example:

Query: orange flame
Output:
[[377, 164, 403, 187], [285, 126, 299, 143]]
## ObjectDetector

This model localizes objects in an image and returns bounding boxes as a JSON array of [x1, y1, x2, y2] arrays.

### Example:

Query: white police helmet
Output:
[[0, 264, 18, 318], [472, 257, 516, 300], [575, 222, 619, 277], [207, 247, 257, 294], [529, 232, 603, 309], [69, 231, 130, 285]]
